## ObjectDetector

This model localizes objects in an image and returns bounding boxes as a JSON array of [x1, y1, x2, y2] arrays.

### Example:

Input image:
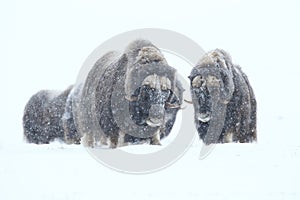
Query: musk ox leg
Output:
[[150, 129, 162, 145], [117, 131, 125, 147], [108, 134, 119, 148], [82, 133, 95, 147]]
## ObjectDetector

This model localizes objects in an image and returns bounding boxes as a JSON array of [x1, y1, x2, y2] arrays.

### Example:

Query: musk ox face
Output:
[[129, 75, 178, 128], [190, 49, 256, 144]]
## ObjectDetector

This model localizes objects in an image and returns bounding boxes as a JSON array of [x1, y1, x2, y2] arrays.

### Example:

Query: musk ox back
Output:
[[23, 39, 183, 148], [189, 49, 257, 144]]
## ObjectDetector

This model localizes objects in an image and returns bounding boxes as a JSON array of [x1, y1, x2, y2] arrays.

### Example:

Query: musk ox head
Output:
[[189, 49, 256, 144], [124, 40, 182, 130]]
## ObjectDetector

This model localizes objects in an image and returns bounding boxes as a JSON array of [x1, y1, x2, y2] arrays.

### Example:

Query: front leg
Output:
[[116, 131, 128, 147], [82, 133, 95, 148], [150, 129, 161, 145]]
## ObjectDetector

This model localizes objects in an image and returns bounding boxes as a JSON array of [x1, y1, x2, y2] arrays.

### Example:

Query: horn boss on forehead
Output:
[[142, 74, 172, 90]]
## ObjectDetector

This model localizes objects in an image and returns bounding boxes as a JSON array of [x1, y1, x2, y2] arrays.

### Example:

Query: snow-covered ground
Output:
[[1, 138, 299, 200], [1, 0, 300, 199]]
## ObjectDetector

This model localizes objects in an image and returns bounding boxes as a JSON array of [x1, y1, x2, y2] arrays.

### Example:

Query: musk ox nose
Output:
[[147, 104, 165, 127]]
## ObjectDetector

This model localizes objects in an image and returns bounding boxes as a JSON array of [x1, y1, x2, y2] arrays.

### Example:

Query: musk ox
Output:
[[23, 86, 79, 144], [189, 49, 257, 145], [23, 39, 183, 148]]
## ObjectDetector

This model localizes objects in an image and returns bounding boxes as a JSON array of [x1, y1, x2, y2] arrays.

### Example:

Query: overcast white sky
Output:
[[2, 0, 300, 144]]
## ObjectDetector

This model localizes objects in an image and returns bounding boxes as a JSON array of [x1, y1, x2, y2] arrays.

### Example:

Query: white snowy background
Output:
[[1, 0, 300, 199]]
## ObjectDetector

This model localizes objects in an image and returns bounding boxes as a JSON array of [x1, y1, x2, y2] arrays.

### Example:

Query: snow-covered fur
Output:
[[189, 49, 257, 144]]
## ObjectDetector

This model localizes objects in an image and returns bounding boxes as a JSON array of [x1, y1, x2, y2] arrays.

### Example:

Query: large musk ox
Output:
[[23, 39, 183, 148], [189, 49, 256, 144]]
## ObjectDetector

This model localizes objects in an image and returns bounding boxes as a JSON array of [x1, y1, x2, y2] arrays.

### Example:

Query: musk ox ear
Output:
[[190, 49, 257, 144]]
